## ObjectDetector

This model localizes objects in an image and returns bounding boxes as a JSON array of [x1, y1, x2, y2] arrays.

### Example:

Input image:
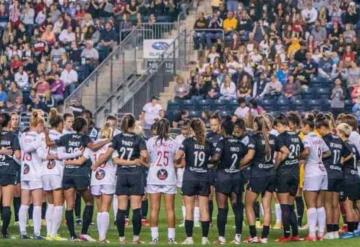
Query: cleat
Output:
[[20, 234, 30, 240], [275, 236, 291, 242], [340, 225, 348, 233], [182, 237, 194, 245], [340, 232, 355, 239], [201, 237, 210, 245], [53, 235, 67, 241], [231, 234, 241, 244], [44, 235, 53, 241], [214, 237, 226, 245], [333, 232, 340, 239], [244, 236, 259, 243], [141, 219, 150, 227], [79, 234, 96, 242], [119, 237, 126, 244], [317, 234, 324, 241], [353, 229, 360, 237], [259, 238, 268, 244], [168, 239, 177, 244], [132, 239, 144, 244], [178, 222, 185, 227], [290, 236, 303, 241], [272, 222, 282, 230], [304, 235, 317, 242], [149, 238, 158, 245], [33, 235, 44, 240], [99, 239, 110, 244], [75, 218, 82, 225]]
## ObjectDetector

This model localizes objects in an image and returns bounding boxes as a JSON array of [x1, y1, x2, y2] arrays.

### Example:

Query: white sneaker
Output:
[[201, 237, 210, 245], [231, 234, 241, 245], [149, 238, 158, 245], [324, 232, 334, 240], [259, 238, 268, 244], [243, 236, 259, 243], [79, 234, 96, 242], [333, 231, 340, 239], [182, 237, 194, 245], [168, 239, 177, 244], [215, 236, 226, 245], [119, 237, 126, 244]]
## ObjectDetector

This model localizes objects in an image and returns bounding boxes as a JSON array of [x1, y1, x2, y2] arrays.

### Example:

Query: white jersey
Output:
[[90, 142, 116, 186], [303, 132, 329, 177], [146, 136, 178, 186], [20, 131, 47, 182], [42, 129, 64, 177]]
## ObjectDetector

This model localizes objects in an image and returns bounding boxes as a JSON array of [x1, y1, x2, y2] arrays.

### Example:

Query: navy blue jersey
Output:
[[111, 132, 147, 174], [180, 137, 214, 173], [342, 141, 360, 182], [0, 130, 21, 175], [275, 131, 304, 170], [215, 136, 246, 173], [56, 133, 92, 176], [251, 133, 276, 177], [322, 134, 346, 179]]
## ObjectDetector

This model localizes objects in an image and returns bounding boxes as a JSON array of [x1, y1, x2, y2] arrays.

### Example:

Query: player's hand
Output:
[[91, 164, 98, 171]]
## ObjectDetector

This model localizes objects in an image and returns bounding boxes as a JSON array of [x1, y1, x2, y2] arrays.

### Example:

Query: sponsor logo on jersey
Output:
[[95, 169, 106, 180], [23, 164, 30, 174], [157, 169, 168, 180], [47, 160, 56, 169]]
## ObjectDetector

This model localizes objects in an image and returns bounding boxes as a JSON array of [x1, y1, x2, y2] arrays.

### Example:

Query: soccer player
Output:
[[90, 124, 116, 243], [95, 114, 148, 244], [0, 113, 21, 238], [212, 117, 248, 244], [146, 119, 179, 244], [274, 114, 304, 242], [317, 115, 345, 239], [245, 116, 277, 243], [302, 115, 331, 241], [175, 118, 213, 245], [19, 112, 55, 240]]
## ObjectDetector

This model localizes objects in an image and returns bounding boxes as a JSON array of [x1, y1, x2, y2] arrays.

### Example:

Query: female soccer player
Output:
[[0, 113, 21, 238], [146, 119, 179, 244], [19, 111, 55, 239], [212, 117, 248, 245], [95, 114, 148, 244], [274, 114, 304, 242], [336, 123, 360, 238], [52, 117, 109, 241], [90, 124, 116, 243], [317, 115, 345, 239], [301, 115, 331, 241], [175, 118, 213, 245], [245, 116, 277, 243]]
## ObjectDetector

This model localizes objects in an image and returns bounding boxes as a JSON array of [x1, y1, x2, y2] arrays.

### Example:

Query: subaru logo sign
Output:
[[152, 41, 169, 50]]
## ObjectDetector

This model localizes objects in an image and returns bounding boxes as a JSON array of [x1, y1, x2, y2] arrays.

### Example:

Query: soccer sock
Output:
[[326, 224, 333, 233], [28, 204, 33, 220], [132, 208, 142, 236], [65, 209, 76, 238], [334, 224, 339, 232], [209, 200, 213, 223], [249, 225, 257, 238], [33, 206, 42, 236], [45, 204, 54, 236], [75, 194, 81, 219], [81, 205, 94, 235], [254, 201, 260, 221], [348, 222, 358, 232], [181, 206, 186, 222], [340, 203, 346, 225], [52, 206, 63, 237], [232, 202, 244, 235], [217, 208, 227, 237], [280, 204, 291, 237], [41, 202, 47, 220], [316, 207, 326, 235], [185, 220, 193, 237], [116, 209, 126, 237], [261, 225, 270, 239], [96, 213, 102, 240], [13, 197, 20, 222], [112, 196, 118, 220], [295, 196, 304, 226], [141, 199, 148, 219], [151, 227, 159, 240], [168, 227, 175, 240], [99, 212, 109, 241], [201, 221, 210, 237], [289, 205, 299, 236], [194, 207, 200, 225], [275, 203, 282, 224], [19, 205, 29, 235], [1, 206, 11, 235], [307, 207, 317, 237]]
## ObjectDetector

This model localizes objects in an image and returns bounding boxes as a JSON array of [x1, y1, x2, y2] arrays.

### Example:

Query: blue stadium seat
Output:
[[213, 99, 228, 110], [189, 111, 201, 118], [198, 99, 213, 111], [182, 99, 195, 110]]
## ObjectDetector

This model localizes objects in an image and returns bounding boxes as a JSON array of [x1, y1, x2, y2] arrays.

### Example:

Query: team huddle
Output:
[[0, 109, 359, 244]]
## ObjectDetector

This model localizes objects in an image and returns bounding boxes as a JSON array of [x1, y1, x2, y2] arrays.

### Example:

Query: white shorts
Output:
[[176, 168, 184, 188], [91, 184, 116, 196], [42, 175, 62, 191], [304, 175, 328, 191], [147, 184, 177, 194], [21, 180, 43, 190]]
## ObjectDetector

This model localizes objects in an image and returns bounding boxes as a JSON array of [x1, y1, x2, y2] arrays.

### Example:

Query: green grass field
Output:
[[0, 194, 359, 247]]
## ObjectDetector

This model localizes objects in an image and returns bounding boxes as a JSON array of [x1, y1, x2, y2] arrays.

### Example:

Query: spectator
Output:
[[41, 24, 56, 45], [7, 81, 22, 110], [60, 63, 78, 97], [311, 21, 327, 46], [220, 75, 236, 100], [352, 96, 360, 121], [50, 42, 66, 63], [141, 96, 164, 129], [205, 12, 223, 49], [283, 75, 300, 98], [98, 21, 117, 59], [260, 75, 282, 97], [330, 78, 345, 116], [59, 25, 76, 46], [237, 74, 252, 99], [234, 97, 249, 119], [301, 1, 318, 25], [81, 40, 99, 70], [193, 12, 208, 49], [223, 11, 237, 42], [0, 83, 8, 109], [49, 73, 65, 104], [174, 75, 190, 100], [14, 66, 29, 89]]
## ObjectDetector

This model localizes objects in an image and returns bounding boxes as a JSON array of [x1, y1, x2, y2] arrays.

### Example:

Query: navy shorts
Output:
[[182, 171, 210, 196], [116, 171, 145, 196], [208, 169, 217, 186], [342, 182, 360, 201], [215, 170, 243, 195], [62, 175, 90, 191], [327, 178, 343, 193], [275, 170, 299, 197], [248, 175, 276, 195], [0, 174, 18, 186]]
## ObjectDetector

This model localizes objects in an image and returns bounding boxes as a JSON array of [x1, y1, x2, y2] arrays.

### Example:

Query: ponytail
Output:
[[100, 123, 113, 139], [120, 114, 135, 133], [156, 118, 170, 144], [30, 110, 44, 128], [190, 118, 205, 145], [48, 108, 63, 128]]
